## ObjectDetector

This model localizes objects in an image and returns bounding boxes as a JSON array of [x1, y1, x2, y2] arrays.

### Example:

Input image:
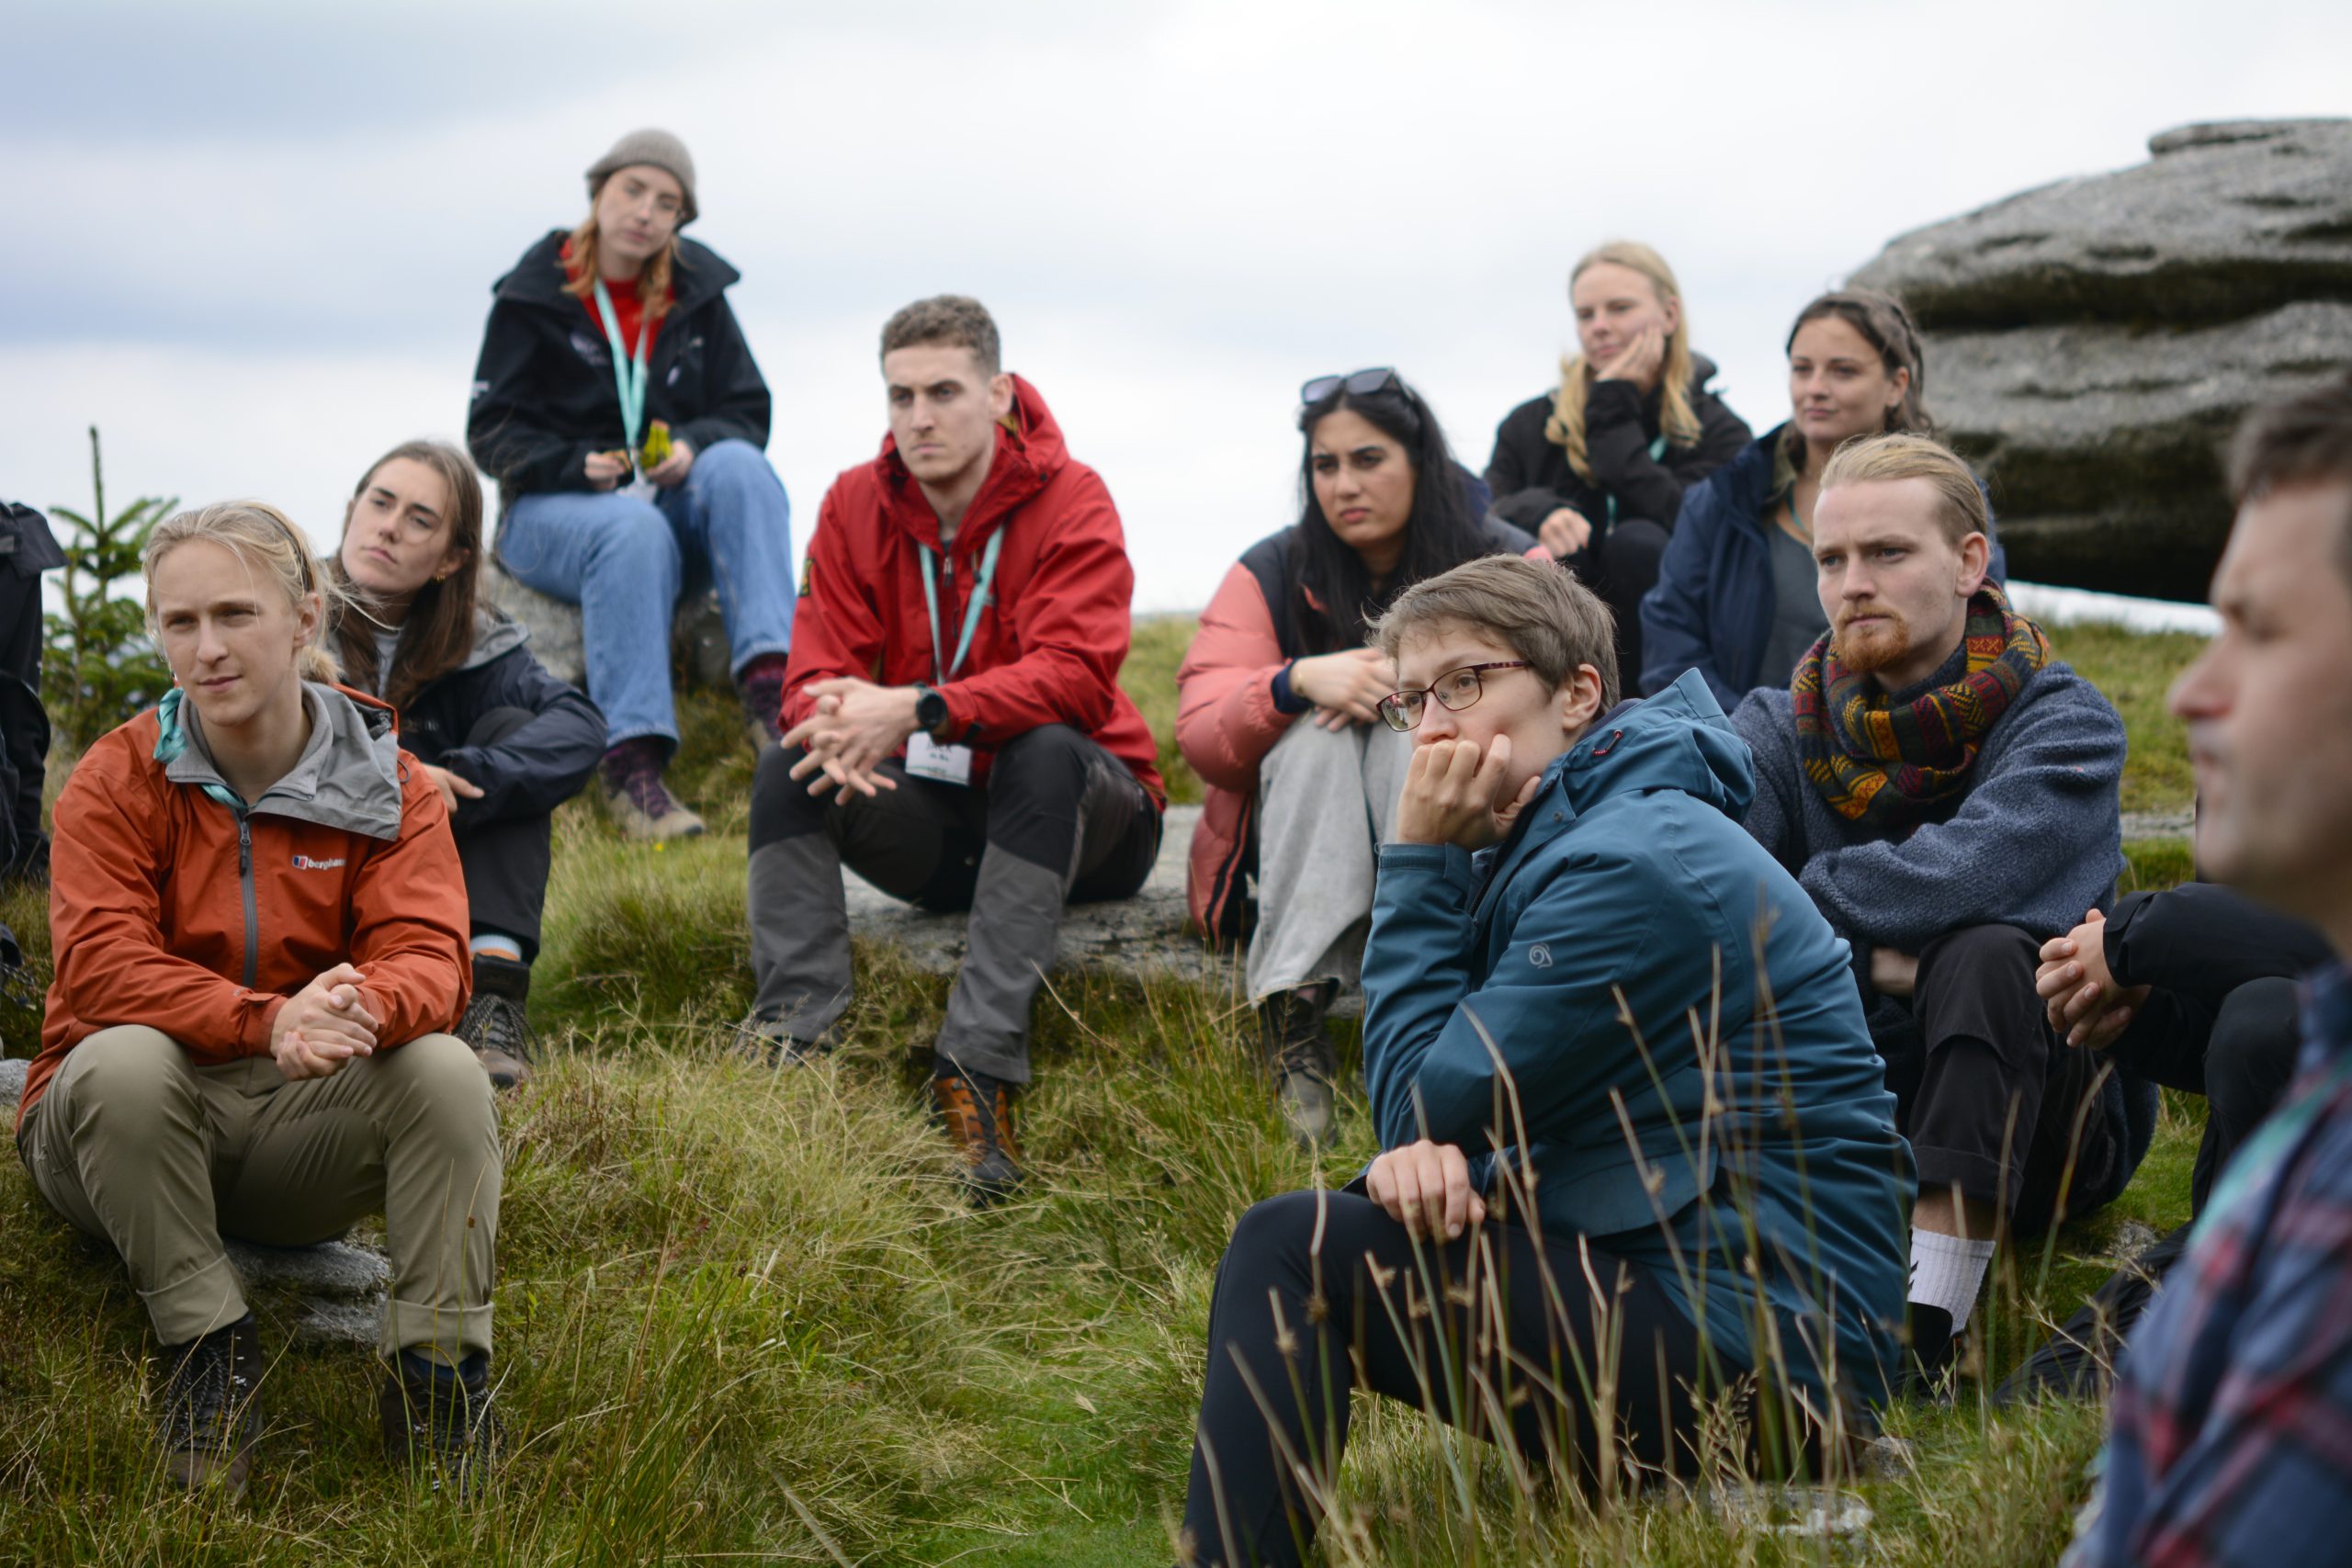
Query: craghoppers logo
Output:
[[290, 854, 347, 871]]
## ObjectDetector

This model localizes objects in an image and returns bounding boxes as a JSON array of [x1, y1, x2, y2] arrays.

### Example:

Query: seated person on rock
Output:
[[329, 439, 606, 1091], [1642, 288, 2006, 706], [1177, 555, 1910, 1568], [1485, 240, 1751, 679], [2066, 375, 2352, 1568], [1996, 875, 2331, 1404], [16, 502, 501, 1497], [1730, 432, 2147, 1384], [744, 295, 1164, 1204], [468, 127, 793, 841], [1178, 367, 1536, 1148]]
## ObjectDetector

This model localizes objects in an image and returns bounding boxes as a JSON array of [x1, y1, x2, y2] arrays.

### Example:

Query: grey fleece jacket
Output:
[[1731, 644, 2129, 956]]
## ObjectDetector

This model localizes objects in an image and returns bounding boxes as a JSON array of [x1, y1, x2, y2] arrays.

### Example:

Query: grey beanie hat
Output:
[[585, 129, 698, 224]]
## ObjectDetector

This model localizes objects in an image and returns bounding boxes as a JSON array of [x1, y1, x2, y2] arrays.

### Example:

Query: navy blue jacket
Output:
[[1638, 426, 2009, 707], [390, 612, 605, 831], [1361, 671, 1912, 1403]]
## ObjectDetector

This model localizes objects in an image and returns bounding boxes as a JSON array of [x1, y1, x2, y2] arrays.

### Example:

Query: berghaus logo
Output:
[[290, 854, 347, 871]]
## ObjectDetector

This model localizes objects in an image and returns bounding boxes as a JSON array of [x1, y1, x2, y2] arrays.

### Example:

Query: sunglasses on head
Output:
[[1300, 367, 1401, 404]]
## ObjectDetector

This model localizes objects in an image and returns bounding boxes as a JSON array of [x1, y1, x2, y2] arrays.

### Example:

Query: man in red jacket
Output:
[[747, 296, 1164, 1202]]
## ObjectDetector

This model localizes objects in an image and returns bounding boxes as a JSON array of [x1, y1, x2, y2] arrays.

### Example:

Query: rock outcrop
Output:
[[1853, 119, 2352, 602], [484, 565, 732, 692]]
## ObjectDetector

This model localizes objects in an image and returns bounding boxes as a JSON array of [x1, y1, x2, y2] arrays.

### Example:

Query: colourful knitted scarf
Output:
[[1791, 584, 2051, 830]]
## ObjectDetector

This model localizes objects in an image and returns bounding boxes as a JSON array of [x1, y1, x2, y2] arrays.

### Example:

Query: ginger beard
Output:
[[1832, 599, 1914, 675]]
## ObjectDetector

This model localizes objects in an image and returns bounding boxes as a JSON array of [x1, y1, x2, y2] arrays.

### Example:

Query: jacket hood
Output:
[[1553, 667, 1755, 823], [491, 230, 741, 317], [461, 605, 530, 671], [160, 682, 405, 840], [874, 374, 1070, 549]]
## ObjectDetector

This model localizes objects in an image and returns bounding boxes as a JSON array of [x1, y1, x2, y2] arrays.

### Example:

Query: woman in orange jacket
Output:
[[15, 501, 501, 1499], [1176, 369, 1536, 1148]]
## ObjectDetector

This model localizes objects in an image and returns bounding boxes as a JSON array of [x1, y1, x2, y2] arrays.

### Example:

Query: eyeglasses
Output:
[[1300, 367, 1400, 404], [1374, 661, 1532, 733]]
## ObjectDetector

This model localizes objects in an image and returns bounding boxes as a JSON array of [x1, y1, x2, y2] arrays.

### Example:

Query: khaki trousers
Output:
[[17, 1026, 500, 1359]]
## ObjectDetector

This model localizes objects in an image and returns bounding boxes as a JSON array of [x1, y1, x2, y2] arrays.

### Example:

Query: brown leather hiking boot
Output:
[[931, 1067, 1025, 1206], [458, 953, 536, 1090], [153, 1315, 265, 1498]]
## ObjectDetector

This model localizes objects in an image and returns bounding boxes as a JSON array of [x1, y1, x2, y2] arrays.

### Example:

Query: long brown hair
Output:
[[561, 208, 677, 323], [1780, 288, 1935, 476], [329, 441, 485, 711], [1544, 241, 1703, 484]]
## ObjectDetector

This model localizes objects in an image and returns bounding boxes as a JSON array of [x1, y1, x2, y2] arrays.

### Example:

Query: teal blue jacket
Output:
[[1361, 670, 1912, 1404]]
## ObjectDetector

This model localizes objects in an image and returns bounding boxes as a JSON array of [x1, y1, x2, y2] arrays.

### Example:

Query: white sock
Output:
[[469, 933, 525, 962], [1908, 1230, 1996, 1331]]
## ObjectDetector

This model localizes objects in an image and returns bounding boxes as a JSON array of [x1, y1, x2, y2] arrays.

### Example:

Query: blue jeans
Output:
[[495, 438, 794, 750]]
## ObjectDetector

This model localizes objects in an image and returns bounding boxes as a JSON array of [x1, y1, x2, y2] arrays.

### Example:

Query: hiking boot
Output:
[[458, 953, 536, 1090], [1902, 1302, 1959, 1402], [0, 921, 37, 1013], [379, 1349, 501, 1499], [599, 739, 706, 842], [932, 1066, 1026, 1206], [153, 1315, 265, 1498], [738, 654, 788, 753], [1259, 982, 1340, 1151], [732, 1010, 827, 1069]]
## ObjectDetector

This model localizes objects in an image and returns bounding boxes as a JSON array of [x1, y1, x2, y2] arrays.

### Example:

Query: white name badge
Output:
[[622, 473, 659, 502], [904, 733, 974, 785]]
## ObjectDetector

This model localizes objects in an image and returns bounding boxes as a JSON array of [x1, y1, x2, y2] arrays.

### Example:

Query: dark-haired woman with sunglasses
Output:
[[1177, 368, 1538, 1146]]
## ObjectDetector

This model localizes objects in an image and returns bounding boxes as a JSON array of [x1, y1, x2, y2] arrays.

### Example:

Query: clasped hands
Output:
[[269, 963, 379, 1082], [583, 437, 695, 491], [783, 678, 923, 798], [2034, 908, 2149, 1050], [1286, 647, 1393, 730]]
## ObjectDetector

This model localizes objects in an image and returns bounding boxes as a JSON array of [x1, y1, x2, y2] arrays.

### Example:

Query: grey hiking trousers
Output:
[[1244, 718, 1408, 1002], [17, 1026, 500, 1359], [746, 724, 1162, 1084]]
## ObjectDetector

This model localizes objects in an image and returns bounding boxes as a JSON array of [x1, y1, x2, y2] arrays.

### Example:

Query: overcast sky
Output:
[[4, 0, 2347, 612]]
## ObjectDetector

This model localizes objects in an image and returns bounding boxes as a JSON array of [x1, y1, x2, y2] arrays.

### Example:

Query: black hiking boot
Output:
[[932, 1066, 1026, 1207], [153, 1314, 265, 1498], [1258, 982, 1340, 1151], [379, 1349, 501, 1499], [733, 1010, 828, 1069], [458, 953, 536, 1091], [1902, 1302, 1959, 1401], [0, 922, 37, 1012]]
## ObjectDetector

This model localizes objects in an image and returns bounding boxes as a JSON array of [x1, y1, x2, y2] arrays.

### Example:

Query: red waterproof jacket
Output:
[[782, 377, 1163, 799], [22, 683, 471, 1126]]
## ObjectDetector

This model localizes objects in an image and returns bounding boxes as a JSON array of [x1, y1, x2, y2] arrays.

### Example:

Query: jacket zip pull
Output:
[[237, 814, 260, 991]]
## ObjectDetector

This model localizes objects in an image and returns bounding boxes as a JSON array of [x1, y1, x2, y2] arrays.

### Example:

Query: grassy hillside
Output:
[[0, 615, 2209, 1565]]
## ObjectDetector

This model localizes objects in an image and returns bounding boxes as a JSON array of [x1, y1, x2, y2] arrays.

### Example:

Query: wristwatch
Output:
[[913, 683, 950, 737]]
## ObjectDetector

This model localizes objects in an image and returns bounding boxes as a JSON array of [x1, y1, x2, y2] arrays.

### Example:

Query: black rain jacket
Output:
[[467, 231, 772, 501], [386, 610, 605, 831], [1484, 355, 1752, 538]]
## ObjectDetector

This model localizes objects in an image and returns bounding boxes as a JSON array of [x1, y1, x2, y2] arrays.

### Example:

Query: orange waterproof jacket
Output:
[[19, 682, 471, 1127]]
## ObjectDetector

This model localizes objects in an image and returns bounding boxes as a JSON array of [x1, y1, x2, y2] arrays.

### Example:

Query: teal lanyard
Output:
[[1603, 434, 1671, 528], [919, 530, 1003, 685], [592, 277, 650, 456]]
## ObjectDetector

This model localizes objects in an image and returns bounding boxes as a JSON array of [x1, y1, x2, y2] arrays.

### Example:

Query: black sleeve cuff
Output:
[[1272, 661, 1314, 716]]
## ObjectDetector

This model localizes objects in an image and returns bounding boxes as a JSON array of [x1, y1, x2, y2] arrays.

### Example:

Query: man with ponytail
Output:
[[1486, 242, 1751, 677], [1729, 434, 2147, 1390], [15, 503, 502, 1496]]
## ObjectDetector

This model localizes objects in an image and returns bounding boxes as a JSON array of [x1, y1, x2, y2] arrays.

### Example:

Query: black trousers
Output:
[[1558, 516, 1669, 682], [1182, 1190, 1754, 1568], [2187, 975, 2303, 1213], [746, 724, 1161, 1081], [1869, 923, 2121, 1236], [441, 708, 557, 963]]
